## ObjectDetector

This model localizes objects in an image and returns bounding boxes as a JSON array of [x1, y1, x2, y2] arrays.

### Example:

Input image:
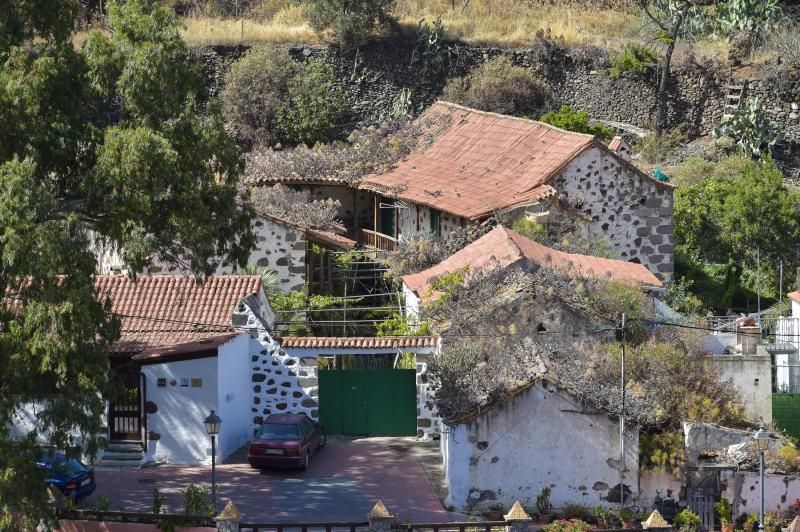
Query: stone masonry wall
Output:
[[249, 334, 319, 430], [193, 40, 800, 179], [216, 214, 306, 294], [550, 147, 675, 280]]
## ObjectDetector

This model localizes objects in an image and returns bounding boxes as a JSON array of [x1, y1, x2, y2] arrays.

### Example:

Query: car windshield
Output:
[[38, 452, 86, 475], [257, 423, 300, 440]]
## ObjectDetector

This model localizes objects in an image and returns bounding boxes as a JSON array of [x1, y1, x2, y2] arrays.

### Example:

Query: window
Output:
[[257, 423, 300, 440]]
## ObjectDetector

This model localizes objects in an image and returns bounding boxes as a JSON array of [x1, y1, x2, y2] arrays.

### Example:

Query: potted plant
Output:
[[716, 498, 734, 532], [619, 509, 638, 529], [594, 506, 612, 528], [673, 508, 702, 532], [537, 486, 553, 524], [488, 503, 504, 521]]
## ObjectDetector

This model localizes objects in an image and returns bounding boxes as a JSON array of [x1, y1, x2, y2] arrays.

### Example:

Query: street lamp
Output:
[[204, 410, 222, 512], [753, 426, 772, 531]]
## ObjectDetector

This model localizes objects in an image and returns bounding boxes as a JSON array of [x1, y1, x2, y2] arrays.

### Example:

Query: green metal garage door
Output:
[[773, 393, 800, 439], [318, 369, 416, 436]]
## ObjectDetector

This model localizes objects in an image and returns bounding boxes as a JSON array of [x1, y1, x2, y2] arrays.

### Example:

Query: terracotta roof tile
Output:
[[131, 333, 242, 363], [360, 102, 594, 220], [402, 225, 662, 298], [788, 291, 800, 305], [280, 336, 438, 349], [95, 275, 262, 354]]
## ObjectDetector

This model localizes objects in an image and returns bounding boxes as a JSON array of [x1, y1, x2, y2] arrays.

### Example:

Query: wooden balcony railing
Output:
[[359, 228, 397, 252]]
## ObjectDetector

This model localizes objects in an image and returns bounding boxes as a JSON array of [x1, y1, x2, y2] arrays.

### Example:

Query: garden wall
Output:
[[192, 40, 800, 180]]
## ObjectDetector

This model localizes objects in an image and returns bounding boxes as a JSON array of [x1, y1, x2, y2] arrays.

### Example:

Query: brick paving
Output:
[[87, 438, 448, 524]]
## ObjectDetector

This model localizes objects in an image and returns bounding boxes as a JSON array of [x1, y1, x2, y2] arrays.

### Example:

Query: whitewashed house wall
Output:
[[141, 356, 222, 465], [441, 380, 639, 512]]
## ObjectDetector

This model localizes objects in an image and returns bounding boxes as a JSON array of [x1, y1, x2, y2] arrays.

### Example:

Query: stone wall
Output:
[[249, 335, 319, 429], [549, 146, 675, 280], [193, 40, 800, 179], [215, 214, 306, 294]]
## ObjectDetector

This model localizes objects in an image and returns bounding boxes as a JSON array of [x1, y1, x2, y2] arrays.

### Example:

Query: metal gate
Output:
[[773, 393, 800, 439], [109, 370, 142, 441], [318, 369, 416, 436]]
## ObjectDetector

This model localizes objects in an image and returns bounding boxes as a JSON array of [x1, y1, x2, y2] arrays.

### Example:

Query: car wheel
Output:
[[301, 451, 310, 471], [318, 433, 326, 449]]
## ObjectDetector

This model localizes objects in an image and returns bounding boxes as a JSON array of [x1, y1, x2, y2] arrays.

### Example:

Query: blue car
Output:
[[36, 451, 96, 503]]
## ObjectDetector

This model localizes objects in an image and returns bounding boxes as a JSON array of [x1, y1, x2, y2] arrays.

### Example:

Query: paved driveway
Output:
[[87, 438, 448, 524]]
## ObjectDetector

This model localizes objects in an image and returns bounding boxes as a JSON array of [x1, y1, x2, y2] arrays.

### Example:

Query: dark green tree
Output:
[[303, 0, 397, 49], [674, 157, 800, 307], [0, 0, 254, 526]]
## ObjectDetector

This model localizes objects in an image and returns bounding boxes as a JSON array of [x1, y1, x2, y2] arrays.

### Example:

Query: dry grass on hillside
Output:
[[179, 0, 640, 48], [394, 0, 638, 48], [181, 4, 317, 46]]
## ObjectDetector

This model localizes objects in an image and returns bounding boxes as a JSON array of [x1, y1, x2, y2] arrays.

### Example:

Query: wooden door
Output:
[[109, 368, 142, 441]]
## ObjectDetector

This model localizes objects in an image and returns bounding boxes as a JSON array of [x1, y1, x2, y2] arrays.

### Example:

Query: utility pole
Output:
[[619, 313, 626, 509]]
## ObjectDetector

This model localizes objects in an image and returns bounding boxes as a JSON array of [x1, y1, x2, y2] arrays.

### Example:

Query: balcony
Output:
[[358, 229, 397, 252]]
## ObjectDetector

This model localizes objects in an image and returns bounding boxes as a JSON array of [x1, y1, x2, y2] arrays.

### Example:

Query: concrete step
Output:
[[102, 451, 143, 461], [97, 441, 144, 468]]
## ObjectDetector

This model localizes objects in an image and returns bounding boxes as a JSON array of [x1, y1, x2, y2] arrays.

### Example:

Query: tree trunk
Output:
[[655, 42, 674, 138], [721, 260, 742, 310], [654, 5, 687, 138]]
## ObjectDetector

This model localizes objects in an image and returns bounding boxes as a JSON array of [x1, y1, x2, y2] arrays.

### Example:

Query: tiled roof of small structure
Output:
[[402, 225, 662, 298], [280, 336, 438, 349], [95, 275, 262, 354], [359, 101, 597, 220], [788, 291, 800, 304], [243, 151, 349, 186], [132, 333, 242, 363]]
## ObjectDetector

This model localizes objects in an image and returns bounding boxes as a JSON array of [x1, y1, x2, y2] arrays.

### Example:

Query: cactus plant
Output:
[[713, 97, 781, 158]]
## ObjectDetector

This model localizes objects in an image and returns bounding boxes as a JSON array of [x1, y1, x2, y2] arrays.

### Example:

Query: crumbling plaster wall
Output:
[[710, 351, 773, 424], [549, 147, 674, 280], [396, 202, 464, 241], [441, 380, 639, 512], [721, 471, 800, 516]]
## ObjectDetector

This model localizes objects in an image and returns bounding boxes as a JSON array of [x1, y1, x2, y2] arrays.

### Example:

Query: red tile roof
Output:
[[132, 333, 242, 364], [402, 225, 662, 299], [280, 336, 438, 349], [95, 275, 262, 354], [359, 101, 595, 220], [789, 291, 800, 304], [243, 151, 349, 186]]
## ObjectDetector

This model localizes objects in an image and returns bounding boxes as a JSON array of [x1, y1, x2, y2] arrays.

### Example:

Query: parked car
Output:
[[248, 413, 325, 470], [36, 450, 96, 502]]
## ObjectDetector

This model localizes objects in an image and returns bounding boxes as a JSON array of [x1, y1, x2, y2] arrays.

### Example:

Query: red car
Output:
[[248, 413, 326, 470]]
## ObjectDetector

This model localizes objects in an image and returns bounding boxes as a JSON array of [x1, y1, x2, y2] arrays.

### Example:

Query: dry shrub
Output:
[[220, 44, 300, 148], [442, 55, 550, 117], [250, 184, 340, 227]]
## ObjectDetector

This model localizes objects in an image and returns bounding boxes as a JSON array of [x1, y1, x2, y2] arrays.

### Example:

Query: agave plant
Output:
[[713, 97, 782, 158]]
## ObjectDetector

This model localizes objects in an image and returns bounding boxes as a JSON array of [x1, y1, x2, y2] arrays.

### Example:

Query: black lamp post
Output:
[[204, 410, 222, 512], [753, 426, 771, 531]]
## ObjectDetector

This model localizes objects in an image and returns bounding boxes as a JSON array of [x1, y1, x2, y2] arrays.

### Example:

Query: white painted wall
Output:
[[704, 333, 738, 355], [216, 334, 252, 459], [721, 471, 800, 516], [403, 281, 421, 322], [142, 356, 220, 465], [710, 351, 773, 423], [793, 300, 800, 320], [441, 380, 639, 511], [9, 401, 106, 464]]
